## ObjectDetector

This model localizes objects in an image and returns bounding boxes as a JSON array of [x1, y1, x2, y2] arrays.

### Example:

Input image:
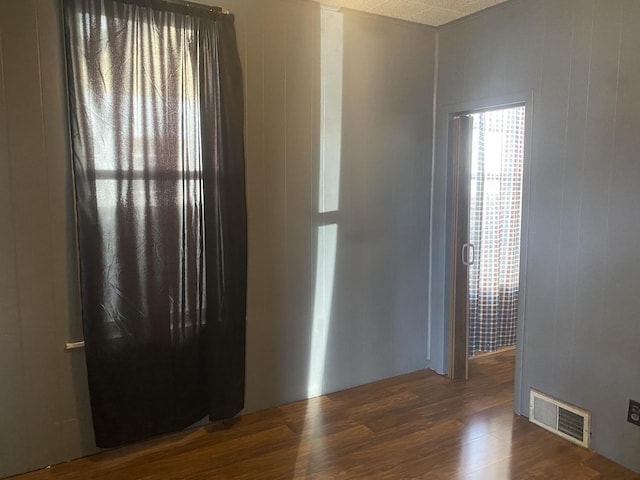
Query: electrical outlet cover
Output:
[[628, 399, 640, 427]]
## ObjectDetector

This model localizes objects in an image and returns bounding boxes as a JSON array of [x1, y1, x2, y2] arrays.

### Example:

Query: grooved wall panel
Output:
[[0, 1, 97, 477], [0, 0, 435, 476], [432, 0, 640, 472]]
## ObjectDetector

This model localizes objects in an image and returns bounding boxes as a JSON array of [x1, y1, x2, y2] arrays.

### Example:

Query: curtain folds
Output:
[[468, 107, 525, 355], [63, 0, 246, 447]]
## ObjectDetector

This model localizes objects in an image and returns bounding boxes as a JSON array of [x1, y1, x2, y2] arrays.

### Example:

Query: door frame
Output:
[[448, 114, 474, 381], [445, 92, 534, 415]]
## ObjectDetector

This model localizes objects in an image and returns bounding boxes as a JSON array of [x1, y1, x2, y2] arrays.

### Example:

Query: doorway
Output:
[[448, 104, 526, 380]]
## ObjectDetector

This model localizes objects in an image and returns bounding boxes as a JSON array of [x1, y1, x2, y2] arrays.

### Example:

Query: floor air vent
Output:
[[529, 389, 590, 448]]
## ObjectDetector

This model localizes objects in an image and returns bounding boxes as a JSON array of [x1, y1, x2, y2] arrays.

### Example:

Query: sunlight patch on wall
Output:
[[318, 6, 343, 214], [308, 223, 338, 398], [306, 5, 345, 398]]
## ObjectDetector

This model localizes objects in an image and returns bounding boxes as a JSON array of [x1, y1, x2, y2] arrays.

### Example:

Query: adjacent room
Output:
[[1, 0, 639, 478]]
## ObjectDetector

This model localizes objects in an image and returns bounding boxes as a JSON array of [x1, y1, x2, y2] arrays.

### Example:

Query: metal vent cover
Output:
[[530, 389, 590, 448], [558, 407, 585, 441]]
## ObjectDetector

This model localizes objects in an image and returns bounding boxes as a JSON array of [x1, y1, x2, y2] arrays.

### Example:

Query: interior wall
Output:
[[432, 0, 640, 472], [227, 0, 435, 411], [3, 0, 640, 476], [0, 0, 435, 477], [0, 1, 97, 477]]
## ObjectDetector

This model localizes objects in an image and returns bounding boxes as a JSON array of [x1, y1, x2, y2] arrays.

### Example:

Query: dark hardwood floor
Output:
[[12, 350, 640, 479]]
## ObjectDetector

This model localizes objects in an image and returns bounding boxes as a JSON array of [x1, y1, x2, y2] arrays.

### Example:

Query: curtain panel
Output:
[[63, 0, 246, 447], [468, 107, 525, 356]]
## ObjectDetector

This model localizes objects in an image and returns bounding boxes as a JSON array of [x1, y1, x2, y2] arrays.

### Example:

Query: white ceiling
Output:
[[311, 0, 510, 27]]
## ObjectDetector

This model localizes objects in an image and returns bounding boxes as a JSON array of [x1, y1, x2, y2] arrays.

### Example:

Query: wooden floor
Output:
[[13, 350, 640, 479]]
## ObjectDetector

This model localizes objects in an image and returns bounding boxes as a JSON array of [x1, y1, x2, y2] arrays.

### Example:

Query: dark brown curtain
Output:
[[63, 0, 246, 447]]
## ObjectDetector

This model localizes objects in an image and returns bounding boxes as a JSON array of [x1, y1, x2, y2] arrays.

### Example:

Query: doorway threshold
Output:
[[470, 345, 516, 360]]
